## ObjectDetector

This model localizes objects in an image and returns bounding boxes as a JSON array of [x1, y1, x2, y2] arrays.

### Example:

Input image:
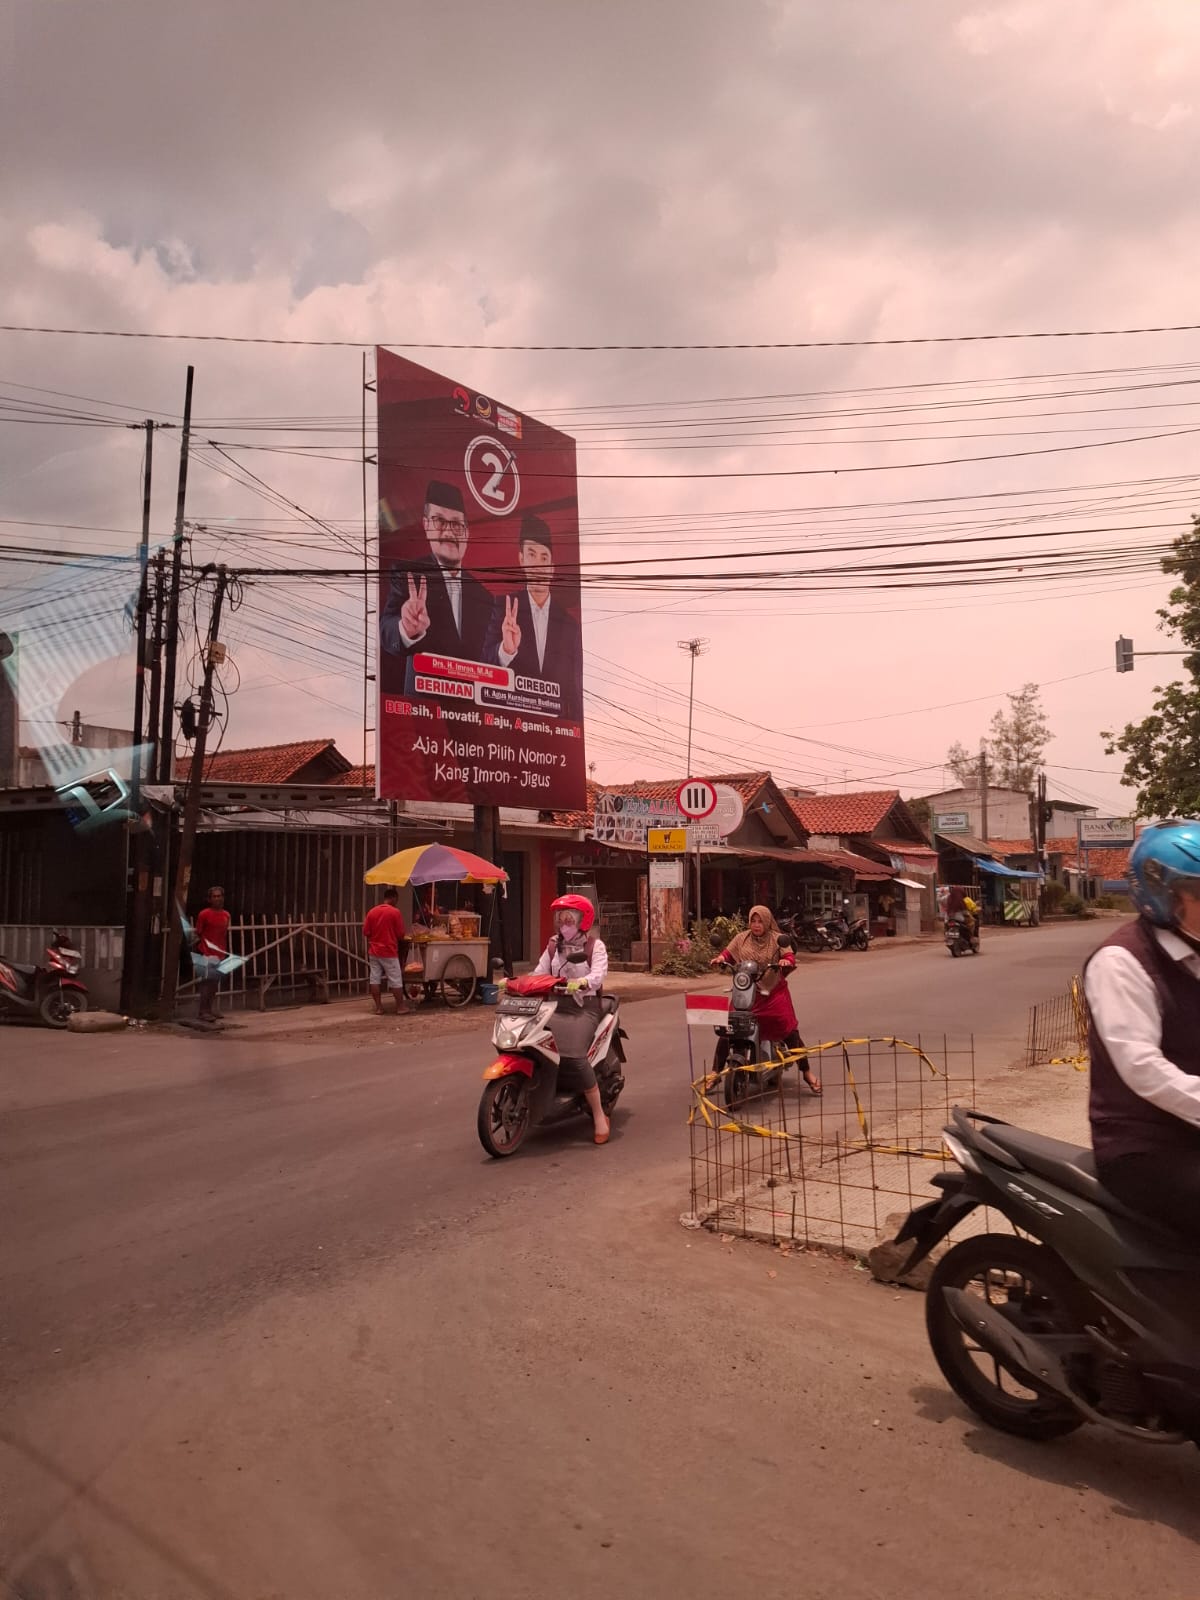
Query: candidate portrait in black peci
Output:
[[379, 480, 494, 691], [483, 514, 583, 720]]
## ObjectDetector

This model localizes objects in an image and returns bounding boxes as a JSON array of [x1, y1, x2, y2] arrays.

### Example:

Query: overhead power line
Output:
[[2, 318, 1200, 351]]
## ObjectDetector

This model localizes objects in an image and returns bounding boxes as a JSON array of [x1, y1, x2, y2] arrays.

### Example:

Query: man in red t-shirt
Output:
[[363, 887, 410, 1015], [194, 885, 232, 1022]]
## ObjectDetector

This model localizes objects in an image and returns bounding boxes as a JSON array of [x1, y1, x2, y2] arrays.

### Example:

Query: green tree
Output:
[[1104, 516, 1200, 817], [945, 684, 1051, 793]]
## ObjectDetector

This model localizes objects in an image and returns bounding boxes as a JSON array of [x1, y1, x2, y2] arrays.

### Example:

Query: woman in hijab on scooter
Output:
[[533, 893, 613, 1144], [710, 905, 821, 1094]]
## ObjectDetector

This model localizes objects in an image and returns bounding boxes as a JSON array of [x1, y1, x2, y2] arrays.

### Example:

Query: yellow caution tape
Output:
[[688, 1036, 951, 1156]]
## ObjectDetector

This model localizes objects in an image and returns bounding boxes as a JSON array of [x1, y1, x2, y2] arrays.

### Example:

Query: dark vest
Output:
[[1086, 919, 1200, 1164]]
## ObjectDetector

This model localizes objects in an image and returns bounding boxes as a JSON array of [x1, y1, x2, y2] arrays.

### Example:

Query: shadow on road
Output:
[[911, 1382, 1200, 1544]]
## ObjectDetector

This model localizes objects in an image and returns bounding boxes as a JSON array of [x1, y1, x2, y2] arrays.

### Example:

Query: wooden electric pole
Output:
[[158, 565, 229, 1018], [121, 419, 172, 1015], [158, 367, 194, 782], [979, 743, 990, 844]]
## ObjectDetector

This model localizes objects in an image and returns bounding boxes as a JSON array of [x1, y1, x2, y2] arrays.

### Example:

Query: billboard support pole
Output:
[[491, 807, 512, 978]]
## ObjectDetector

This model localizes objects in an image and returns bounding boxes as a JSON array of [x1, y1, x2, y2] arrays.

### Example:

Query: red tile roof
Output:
[[203, 739, 345, 784], [789, 790, 902, 836], [330, 764, 376, 788]]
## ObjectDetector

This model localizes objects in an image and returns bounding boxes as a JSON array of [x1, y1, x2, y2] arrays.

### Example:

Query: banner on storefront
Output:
[[375, 348, 585, 809]]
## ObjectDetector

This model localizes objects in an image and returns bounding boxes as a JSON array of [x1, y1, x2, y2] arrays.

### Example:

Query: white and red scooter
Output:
[[477, 960, 627, 1158]]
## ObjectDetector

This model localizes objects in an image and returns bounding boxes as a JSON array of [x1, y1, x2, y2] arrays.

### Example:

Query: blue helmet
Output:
[[1128, 821, 1200, 926]]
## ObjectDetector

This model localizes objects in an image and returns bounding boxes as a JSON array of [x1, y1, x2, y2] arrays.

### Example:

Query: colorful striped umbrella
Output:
[[364, 842, 509, 887]]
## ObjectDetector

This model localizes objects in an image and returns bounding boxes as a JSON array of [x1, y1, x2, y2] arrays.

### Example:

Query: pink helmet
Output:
[[550, 892, 595, 934]]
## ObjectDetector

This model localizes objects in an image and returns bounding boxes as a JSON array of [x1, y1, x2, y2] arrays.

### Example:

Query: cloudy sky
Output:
[[4, 0, 1200, 812]]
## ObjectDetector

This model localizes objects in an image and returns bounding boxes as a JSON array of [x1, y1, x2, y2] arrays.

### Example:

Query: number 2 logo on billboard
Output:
[[465, 436, 520, 516]]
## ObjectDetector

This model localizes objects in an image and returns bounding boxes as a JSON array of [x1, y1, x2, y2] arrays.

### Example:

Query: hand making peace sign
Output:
[[501, 593, 522, 657], [400, 574, 430, 642]]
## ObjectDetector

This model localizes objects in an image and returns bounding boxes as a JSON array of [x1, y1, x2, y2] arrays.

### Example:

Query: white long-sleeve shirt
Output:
[[1084, 926, 1200, 1133], [534, 935, 608, 995]]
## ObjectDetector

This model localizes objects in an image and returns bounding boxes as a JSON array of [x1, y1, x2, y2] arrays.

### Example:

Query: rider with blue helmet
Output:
[[1084, 821, 1200, 1234]]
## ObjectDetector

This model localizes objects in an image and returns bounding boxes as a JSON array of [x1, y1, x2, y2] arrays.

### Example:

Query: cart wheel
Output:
[[441, 955, 477, 1008]]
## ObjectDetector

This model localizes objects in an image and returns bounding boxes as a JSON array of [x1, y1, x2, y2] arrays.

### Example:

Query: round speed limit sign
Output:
[[677, 779, 718, 819]]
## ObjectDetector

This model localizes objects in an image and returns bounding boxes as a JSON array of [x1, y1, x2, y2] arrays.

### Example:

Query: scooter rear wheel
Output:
[[478, 1077, 532, 1158], [39, 986, 86, 1028]]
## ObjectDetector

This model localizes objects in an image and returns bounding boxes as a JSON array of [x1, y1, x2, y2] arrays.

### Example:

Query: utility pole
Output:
[[122, 419, 172, 1016], [676, 637, 709, 774], [677, 638, 709, 930], [126, 419, 174, 780], [158, 565, 228, 1018], [146, 550, 166, 780], [159, 367, 194, 782], [979, 743, 990, 844]]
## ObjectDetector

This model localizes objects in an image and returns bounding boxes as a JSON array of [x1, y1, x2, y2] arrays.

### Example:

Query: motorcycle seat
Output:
[[598, 995, 619, 1016], [984, 1125, 1149, 1223], [9, 962, 38, 977]]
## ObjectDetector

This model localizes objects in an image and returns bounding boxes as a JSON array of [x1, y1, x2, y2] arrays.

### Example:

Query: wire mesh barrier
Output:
[[1025, 975, 1089, 1069], [685, 1035, 979, 1256]]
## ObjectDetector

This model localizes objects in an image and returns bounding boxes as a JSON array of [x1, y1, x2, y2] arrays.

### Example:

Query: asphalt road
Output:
[[3, 919, 1197, 1599]]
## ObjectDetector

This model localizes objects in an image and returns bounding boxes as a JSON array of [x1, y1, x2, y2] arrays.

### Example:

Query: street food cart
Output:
[[364, 842, 508, 1008]]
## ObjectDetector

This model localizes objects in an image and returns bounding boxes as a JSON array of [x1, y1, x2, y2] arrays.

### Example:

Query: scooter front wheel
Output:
[[478, 1076, 532, 1158]]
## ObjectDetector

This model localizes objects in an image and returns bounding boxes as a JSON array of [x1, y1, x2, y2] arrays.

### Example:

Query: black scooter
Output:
[[894, 1107, 1200, 1445], [0, 933, 88, 1027]]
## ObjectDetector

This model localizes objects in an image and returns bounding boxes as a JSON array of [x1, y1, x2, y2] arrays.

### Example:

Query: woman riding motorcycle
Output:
[[709, 905, 821, 1095], [533, 894, 612, 1145], [1084, 820, 1200, 1239]]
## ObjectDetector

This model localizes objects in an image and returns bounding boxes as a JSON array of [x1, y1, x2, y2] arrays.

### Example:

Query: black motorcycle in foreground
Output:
[[894, 1106, 1200, 1446], [0, 933, 88, 1027]]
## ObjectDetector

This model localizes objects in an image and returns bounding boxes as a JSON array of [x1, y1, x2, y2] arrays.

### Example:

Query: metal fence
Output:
[[1025, 976, 1089, 1068], [176, 916, 368, 1010], [686, 1032, 980, 1255]]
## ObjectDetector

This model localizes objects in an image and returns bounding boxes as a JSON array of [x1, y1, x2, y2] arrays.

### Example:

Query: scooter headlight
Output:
[[496, 1028, 519, 1050]]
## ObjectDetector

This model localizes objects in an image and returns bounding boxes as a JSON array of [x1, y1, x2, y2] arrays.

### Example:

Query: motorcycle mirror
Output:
[[709, 930, 724, 950], [489, 957, 506, 974], [564, 949, 589, 964], [778, 936, 793, 952]]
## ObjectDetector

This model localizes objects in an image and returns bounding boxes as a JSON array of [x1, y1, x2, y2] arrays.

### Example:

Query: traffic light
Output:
[[1115, 636, 1134, 673]]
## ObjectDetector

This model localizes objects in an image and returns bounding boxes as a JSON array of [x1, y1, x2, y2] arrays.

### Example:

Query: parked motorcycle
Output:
[[944, 914, 979, 957], [797, 915, 843, 953], [892, 1106, 1200, 1446], [477, 956, 627, 1157], [829, 909, 871, 952], [0, 933, 88, 1027]]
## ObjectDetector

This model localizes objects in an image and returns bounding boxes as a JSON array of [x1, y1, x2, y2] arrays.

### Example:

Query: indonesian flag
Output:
[[685, 993, 728, 1028]]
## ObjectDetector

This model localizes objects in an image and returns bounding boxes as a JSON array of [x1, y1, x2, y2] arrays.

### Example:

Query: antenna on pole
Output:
[[676, 638, 709, 773]]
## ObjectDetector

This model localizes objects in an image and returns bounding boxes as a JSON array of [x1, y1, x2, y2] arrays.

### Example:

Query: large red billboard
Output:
[[375, 348, 585, 810]]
